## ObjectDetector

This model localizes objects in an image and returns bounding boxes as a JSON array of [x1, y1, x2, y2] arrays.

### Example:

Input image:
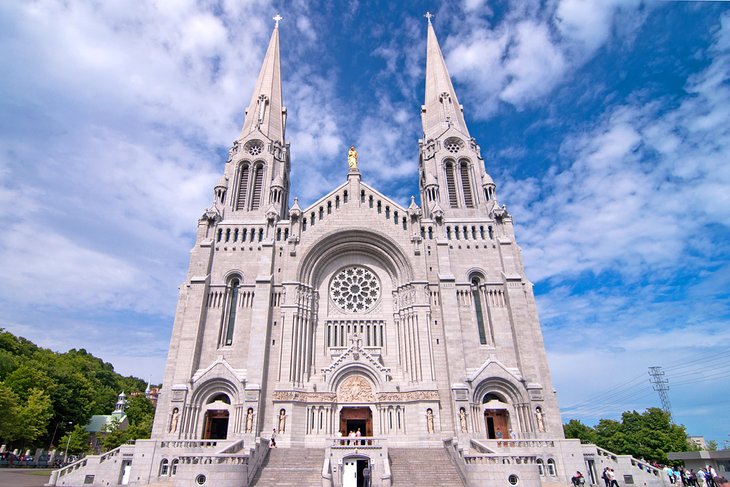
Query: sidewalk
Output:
[[0, 468, 52, 487]]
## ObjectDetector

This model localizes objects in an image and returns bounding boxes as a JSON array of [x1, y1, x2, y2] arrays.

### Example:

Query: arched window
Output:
[[235, 164, 250, 211], [223, 278, 240, 346], [171, 459, 179, 476], [547, 459, 556, 476], [159, 459, 169, 476], [250, 165, 264, 210], [471, 276, 488, 345], [445, 162, 458, 208], [537, 459, 545, 476], [460, 161, 474, 207]]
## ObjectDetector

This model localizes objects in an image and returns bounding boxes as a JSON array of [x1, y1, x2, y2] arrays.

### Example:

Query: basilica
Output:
[[49, 15, 670, 487]]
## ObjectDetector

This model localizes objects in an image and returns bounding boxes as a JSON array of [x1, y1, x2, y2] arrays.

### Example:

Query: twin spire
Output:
[[239, 13, 469, 144], [423, 14, 470, 140], [240, 15, 286, 144]]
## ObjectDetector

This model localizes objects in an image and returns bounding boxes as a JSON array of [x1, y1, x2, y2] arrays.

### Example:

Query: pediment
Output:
[[465, 356, 523, 385], [192, 356, 247, 387], [321, 335, 391, 385]]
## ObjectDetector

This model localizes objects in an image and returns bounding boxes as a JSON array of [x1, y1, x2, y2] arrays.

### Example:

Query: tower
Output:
[[419, 16, 495, 220]]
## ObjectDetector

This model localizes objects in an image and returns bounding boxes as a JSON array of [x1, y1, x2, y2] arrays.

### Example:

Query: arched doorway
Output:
[[203, 410, 229, 439], [483, 393, 510, 439], [340, 407, 373, 437]]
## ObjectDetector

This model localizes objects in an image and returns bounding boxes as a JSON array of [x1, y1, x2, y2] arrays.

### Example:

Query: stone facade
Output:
[[48, 17, 672, 487]]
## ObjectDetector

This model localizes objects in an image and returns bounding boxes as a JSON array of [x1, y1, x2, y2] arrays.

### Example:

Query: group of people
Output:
[[601, 468, 620, 487], [664, 464, 723, 487]]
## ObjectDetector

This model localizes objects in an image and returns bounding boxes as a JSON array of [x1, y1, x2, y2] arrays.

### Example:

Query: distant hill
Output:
[[0, 328, 152, 450]]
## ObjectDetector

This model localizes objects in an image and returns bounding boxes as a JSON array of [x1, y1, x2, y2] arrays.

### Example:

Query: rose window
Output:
[[330, 266, 380, 312], [444, 137, 464, 154], [245, 140, 264, 156]]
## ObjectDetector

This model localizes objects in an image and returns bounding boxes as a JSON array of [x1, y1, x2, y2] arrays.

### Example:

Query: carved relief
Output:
[[376, 391, 439, 402], [272, 391, 337, 403], [337, 375, 376, 403]]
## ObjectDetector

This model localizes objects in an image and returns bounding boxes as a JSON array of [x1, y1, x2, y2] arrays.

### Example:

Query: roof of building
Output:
[[85, 414, 128, 433]]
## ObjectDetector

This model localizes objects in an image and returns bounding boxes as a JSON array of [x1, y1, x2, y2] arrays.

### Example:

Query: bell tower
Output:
[[215, 15, 290, 222], [419, 14, 499, 219]]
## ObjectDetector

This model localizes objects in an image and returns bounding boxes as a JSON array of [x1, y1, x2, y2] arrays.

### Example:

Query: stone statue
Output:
[[536, 406, 545, 432], [348, 146, 358, 170], [169, 408, 179, 434], [278, 409, 286, 433], [426, 408, 434, 434], [245, 408, 254, 433], [459, 408, 467, 433]]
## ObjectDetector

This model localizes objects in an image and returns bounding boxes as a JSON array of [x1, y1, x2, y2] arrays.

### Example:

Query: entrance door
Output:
[[120, 461, 132, 485], [484, 410, 509, 439], [203, 410, 229, 439], [343, 458, 370, 487], [340, 407, 373, 437], [343, 459, 358, 487]]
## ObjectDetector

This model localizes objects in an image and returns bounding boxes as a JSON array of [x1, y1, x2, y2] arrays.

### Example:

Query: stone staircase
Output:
[[249, 447, 325, 486], [389, 448, 465, 487]]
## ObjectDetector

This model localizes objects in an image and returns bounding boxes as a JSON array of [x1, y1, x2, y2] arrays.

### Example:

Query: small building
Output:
[[667, 450, 730, 478], [85, 392, 129, 454]]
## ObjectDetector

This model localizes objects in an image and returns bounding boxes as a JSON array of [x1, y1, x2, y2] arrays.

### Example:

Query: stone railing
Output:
[[245, 438, 270, 485], [177, 453, 250, 465], [475, 438, 556, 449], [443, 438, 469, 486], [463, 454, 538, 465], [159, 439, 220, 449], [594, 446, 662, 477], [331, 436, 383, 448]]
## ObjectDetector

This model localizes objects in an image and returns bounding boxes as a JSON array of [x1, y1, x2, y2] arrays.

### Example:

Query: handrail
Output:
[[331, 436, 383, 447], [443, 438, 468, 486]]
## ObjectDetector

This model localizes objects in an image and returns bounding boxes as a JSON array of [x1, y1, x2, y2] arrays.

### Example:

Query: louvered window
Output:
[[236, 165, 249, 210], [460, 161, 474, 208], [445, 162, 458, 208], [251, 165, 263, 210]]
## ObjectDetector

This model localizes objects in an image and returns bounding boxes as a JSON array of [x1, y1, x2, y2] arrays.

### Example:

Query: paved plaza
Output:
[[0, 469, 52, 487]]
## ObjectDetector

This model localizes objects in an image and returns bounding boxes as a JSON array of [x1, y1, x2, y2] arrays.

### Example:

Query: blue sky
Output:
[[1, 1, 729, 444]]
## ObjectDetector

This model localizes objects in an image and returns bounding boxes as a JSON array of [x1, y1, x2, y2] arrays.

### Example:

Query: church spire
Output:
[[422, 15, 469, 140], [240, 17, 286, 143]]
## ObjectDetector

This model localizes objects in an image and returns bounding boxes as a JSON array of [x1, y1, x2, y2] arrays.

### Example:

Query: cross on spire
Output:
[[273, 13, 282, 28], [424, 11, 433, 23]]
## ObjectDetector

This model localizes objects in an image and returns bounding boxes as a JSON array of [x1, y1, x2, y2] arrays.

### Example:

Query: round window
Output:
[[330, 266, 381, 313], [508, 474, 519, 485], [444, 137, 464, 154], [244, 140, 264, 156], [195, 474, 207, 485]]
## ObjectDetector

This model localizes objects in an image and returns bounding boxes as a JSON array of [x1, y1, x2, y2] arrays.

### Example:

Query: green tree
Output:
[[100, 418, 127, 452], [59, 424, 90, 456], [706, 440, 718, 451], [0, 382, 20, 443], [565, 408, 692, 464], [563, 419, 597, 444], [125, 395, 155, 426], [15, 388, 53, 446]]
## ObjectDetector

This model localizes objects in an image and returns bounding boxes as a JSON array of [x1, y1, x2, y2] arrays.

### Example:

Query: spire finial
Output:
[[424, 11, 433, 24], [273, 13, 282, 28]]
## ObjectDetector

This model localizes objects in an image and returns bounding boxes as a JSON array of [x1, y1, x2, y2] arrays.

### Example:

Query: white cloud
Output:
[[501, 21, 566, 105]]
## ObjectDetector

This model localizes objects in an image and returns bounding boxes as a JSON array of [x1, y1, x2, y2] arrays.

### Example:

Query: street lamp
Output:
[[63, 422, 73, 464]]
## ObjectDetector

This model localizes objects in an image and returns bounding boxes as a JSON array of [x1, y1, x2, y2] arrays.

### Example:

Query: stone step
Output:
[[388, 448, 464, 487], [249, 447, 325, 487]]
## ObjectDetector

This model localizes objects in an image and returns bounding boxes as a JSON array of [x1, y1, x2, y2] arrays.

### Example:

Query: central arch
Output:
[[297, 229, 415, 286]]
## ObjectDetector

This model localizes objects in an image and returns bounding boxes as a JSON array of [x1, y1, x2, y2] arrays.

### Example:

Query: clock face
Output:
[[330, 266, 381, 313]]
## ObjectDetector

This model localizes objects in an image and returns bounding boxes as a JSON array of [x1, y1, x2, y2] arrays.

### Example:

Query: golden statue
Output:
[[347, 145, 358, 169]]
